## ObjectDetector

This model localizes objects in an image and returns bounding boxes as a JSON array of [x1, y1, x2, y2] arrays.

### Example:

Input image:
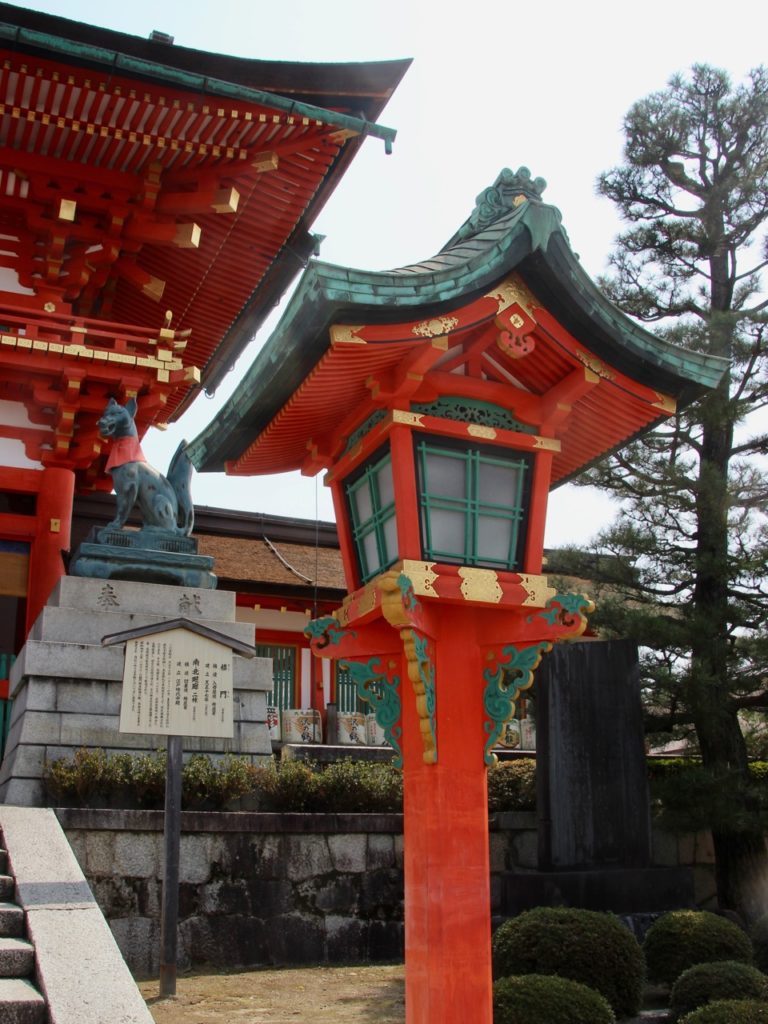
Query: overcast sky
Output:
[[17, 0, 767, 546]]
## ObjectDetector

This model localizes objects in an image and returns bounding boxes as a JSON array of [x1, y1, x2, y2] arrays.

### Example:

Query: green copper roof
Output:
[[0, 21, 397, 151], [0, 5, 404, 151], [189, 166, 728, 474]]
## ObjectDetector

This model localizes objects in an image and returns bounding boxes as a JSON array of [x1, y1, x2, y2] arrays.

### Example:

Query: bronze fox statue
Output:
[[97, 397, 194, 536]]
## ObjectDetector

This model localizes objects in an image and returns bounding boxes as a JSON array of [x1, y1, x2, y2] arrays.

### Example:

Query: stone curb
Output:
[[0, 805, 154, 1024]]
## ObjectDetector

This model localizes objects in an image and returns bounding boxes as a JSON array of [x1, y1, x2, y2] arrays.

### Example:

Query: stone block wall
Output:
[[58, 809, 406, 976], [53, 808, 719, 976], [650, 825, 718, 910]]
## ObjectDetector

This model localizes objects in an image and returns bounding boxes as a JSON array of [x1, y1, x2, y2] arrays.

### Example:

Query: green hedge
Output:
[[487, 759, 536, 811], [492, 907, 644, 1017], [43, 749, 403, 812], [493, 974, 615, 1024], [43, 748, 260, 810], [678, 1001, 768, 1023], [42, 748, 541, 813], [644, 912, 753, 986], [250, 758, 403, 813], [670, 961, 768, 1020]]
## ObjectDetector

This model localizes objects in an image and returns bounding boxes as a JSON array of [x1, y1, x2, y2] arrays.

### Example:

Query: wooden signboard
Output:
[[118, 628, 234, 738]]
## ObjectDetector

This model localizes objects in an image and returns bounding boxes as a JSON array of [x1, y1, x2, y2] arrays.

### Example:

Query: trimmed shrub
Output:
[[246, 758, 319, 811], [644, 911, 753, 986], [750, 914, 768, 974], [491, 906, 644, 1017], [487, 759, 536, 812], [44, 747, 167, 807], [43, 747, 542, 814], [493, 974, 615, 1024], [182, 754, 260, 808], [313, 759, 403, 813], [678, 1000, 768, 1023], [671, 961, 768, 1020], [44, 748, 260, 810], [250, 758, 403, 813]]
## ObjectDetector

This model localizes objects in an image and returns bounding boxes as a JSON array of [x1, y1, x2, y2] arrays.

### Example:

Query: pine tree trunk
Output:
[[691, 362, 768, 921]]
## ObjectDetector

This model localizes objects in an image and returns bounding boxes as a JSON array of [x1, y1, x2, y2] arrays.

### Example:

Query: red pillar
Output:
[[402, 604, 493, 1024], [308, 578, 590, 1024], [26, 467, 74, 632]]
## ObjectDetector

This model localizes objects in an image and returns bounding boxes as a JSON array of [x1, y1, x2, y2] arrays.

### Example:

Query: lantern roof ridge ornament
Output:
[[187, 167, 729, 481], [449, 166, 550, 245]]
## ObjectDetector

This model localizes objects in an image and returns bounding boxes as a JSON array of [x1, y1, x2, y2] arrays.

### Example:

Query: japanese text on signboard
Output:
[[119, 629, 234, 738]]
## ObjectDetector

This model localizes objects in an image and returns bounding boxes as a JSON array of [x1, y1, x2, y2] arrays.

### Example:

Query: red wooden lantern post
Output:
[[190, 167, 726, 1023], [305, 389, 593, 1024]]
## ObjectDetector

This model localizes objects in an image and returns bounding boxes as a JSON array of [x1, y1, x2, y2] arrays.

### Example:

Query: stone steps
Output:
[[0, 978, 46, 1023], [0, 937, 36, 978], [0, 902, 25, 937], [0, 833, 46, 1023]]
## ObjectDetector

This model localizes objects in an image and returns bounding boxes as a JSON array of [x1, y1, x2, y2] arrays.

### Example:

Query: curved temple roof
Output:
[[0, 3, 409, 420], [189, 166, 728, 487]]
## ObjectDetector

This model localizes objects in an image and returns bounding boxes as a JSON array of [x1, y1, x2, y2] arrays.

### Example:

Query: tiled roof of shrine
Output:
[[0, 3, 409, 419]]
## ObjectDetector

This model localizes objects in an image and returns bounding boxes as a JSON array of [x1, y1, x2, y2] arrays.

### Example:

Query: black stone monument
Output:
[[502, 639, 694, 915]]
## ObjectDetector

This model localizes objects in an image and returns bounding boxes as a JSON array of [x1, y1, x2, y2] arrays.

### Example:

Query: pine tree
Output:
[[584, 64, 768, 919]]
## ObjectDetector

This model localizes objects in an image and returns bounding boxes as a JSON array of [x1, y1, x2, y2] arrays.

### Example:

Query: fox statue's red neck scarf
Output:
[[105, 436, 147, 472]]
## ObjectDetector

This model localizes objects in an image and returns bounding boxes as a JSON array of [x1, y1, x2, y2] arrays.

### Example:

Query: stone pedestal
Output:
[[69, 526, 216, 589], [0, 577, 273, 806]]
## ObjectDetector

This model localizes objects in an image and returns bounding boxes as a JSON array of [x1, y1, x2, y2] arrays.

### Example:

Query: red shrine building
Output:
[[0, 4, 408, 712]]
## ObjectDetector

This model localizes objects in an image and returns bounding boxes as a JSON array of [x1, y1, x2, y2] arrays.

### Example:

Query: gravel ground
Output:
[[139, 964, 405, 1024]]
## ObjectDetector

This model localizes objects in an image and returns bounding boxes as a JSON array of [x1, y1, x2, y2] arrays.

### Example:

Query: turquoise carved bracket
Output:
[[402, 628, 437, 765], [482, 641, 551, 766], [305, 615, 356, 652], [411, 396, 536, 435], [531, 593, 594, 632], [397, 572, 419, 615], [339, 657, 403, 768]]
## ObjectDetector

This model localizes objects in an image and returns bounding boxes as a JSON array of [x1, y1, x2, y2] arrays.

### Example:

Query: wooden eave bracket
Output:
[[251, 151, 279, 173], [157, 186, 240, 216], [365, 339, 449, 403], [169, 365, 201, 385], [301, 438, 334, 476], [539, 365, 600, 432], [114, 257, 165, 301], [249, 126, 356, 173], [122, 219, 201, 249], [410, 367, 542, 426]]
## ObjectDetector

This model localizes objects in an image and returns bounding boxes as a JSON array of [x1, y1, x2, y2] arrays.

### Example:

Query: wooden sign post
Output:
[[161, 733, 183, 998], [102, 617, 256, 997]]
